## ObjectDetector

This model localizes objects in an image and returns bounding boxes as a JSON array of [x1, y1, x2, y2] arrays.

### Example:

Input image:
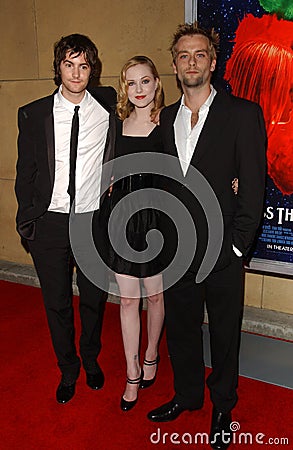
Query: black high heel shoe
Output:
[[140, 355, 160, 389], [120, 370, 144, 412]]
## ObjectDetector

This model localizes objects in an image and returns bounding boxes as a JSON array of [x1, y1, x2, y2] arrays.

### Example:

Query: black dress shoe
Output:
[[56, 381, 76, 404], [86, 371, 104, 390], [209, 408, 232, 449], [147, 400, 192, 422]]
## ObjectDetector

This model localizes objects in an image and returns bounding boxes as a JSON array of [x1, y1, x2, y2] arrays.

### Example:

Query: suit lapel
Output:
[[89, 89, 117, 204], [102, 109, 116, 165], [163, 100, 180, 157], [100, 109, 116, 204], [166, 93, 232, 169], [44, 100, 55, 187], [89, 88, 116, 166], [191, 92, 231, 166]]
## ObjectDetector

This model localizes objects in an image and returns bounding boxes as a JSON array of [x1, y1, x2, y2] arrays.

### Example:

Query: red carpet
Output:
[[1, 280, 292, 449]]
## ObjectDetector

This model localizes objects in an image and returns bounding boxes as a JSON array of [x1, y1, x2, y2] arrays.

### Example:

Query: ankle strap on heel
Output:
[[127, 376, 141, 385], [143, 355, 160, 366], [127, 369, 144, 385]]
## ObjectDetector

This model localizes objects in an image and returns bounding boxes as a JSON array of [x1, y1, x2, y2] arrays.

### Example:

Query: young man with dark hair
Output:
[[15, 33, 116, 404]]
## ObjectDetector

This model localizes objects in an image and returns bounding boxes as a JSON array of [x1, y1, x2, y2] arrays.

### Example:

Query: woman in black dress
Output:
[[110, 56, 165, 411]]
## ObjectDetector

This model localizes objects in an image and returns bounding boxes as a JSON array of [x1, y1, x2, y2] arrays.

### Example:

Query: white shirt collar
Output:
[[180, 85, 217, 113], [57, 85, 90, 112]]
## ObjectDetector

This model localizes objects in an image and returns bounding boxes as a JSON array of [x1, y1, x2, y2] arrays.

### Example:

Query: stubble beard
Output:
[[182, 75, 204, 88]]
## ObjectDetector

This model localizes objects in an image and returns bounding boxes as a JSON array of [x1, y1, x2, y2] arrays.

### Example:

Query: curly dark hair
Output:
[[53, 33, 98, 86]]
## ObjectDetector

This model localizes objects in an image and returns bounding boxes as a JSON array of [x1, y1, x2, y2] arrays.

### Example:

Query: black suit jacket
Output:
[[15, 86, 116, 240], [160, 90, 267, 274]]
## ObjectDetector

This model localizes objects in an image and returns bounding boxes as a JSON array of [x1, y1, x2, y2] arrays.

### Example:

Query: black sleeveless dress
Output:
[[107, 121, 164, 278]]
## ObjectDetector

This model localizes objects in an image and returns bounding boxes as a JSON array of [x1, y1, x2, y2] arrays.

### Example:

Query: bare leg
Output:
[[115, 273, 141, 401], [143, 274, 164, 381]]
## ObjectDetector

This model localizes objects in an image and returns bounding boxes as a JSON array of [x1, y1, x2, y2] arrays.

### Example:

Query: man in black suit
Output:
[[15, 34, 116, 404], [147, 22, 267, 449]]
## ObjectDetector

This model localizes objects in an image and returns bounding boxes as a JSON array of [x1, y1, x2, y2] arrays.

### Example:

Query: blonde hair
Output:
[[116, 55, 164, 121], [170, 21, 219, 62]]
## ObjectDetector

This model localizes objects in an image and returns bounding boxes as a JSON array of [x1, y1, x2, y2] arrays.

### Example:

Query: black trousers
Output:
[[28, 210, 108, 381], [163, 252, 244, 412]]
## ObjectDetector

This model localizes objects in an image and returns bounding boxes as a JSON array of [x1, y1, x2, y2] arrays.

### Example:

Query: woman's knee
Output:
[[146, 292, 164, 305], [120, 297, 140, 308]]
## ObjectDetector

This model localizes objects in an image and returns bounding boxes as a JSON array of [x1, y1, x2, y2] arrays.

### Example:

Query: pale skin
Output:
[[59, 51, 91, 104], [117, 63, 164, 402], [173, 34, 216, 127], [123, 63, 159, 135]]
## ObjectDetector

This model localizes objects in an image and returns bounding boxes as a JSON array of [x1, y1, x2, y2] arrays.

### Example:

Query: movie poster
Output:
[[197, 0, 293, 275]]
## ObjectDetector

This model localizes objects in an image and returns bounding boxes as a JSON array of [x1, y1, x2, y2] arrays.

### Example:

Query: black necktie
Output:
[[68, 105, 80, 205]]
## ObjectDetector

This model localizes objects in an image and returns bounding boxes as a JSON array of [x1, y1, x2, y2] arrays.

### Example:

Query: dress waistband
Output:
[[113, 174, 154, 192]]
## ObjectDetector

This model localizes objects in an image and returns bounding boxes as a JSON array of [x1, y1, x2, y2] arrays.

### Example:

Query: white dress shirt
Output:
[[174, 85, 217, 177], [48, 87, 109, 213], [173, 85, 242, 256]]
